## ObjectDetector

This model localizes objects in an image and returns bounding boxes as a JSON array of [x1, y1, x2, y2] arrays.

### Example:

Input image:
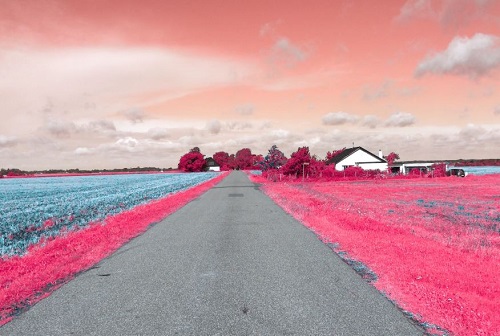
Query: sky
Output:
[[0, 0, 499, 170]]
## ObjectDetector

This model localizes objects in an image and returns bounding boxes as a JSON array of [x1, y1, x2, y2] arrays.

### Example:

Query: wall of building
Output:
[[336, 150, 387, 171]]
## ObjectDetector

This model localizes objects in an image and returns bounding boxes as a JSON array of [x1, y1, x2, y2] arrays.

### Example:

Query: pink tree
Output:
[[282, 147, 312, 177], [213, 151, 230, 170], [384, 152, 400, 166], [178, 149, 206, 172], [235, 148, 253, 170], [325, 148, 346, 161]]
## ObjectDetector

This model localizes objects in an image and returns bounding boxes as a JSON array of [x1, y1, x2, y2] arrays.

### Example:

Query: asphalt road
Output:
[[1, 171, 423, 335]]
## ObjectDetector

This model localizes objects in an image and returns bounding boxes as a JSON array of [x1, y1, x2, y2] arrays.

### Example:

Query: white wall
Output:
[[358, 162, 388, 171], [208, 166, 220, 172], [336, 149, 387, 171]]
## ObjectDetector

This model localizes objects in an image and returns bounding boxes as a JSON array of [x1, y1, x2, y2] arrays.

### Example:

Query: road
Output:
[[1, 171, 423, 335]]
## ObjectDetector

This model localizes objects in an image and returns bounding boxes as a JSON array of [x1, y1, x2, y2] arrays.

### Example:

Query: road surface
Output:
[[1, 171, 423, 335]]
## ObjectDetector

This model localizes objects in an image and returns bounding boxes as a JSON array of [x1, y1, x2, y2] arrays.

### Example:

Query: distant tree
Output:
[[190, 146, 201, 153], [308, 156, 326, 178], [213, 151, 230, 170], [235, 148, 253, 170], [259, 145, 288, 171], [282, 147, 312, 177], [384, 152, 400, 166], [227, 154, 237, 170], [325, 148, 346, 161], [178, 149, 206, 172]]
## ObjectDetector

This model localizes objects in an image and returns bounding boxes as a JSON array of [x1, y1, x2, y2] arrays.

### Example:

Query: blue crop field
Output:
[[0, 172, 217, 256]]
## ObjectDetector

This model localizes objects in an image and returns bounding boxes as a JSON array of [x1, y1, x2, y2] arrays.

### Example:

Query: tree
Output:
[[282, 147, 312, 177], [235, 148, 253, 170], [431, 162, 447, 177], [213, 151, 230, 170], [259, 145, 288, 171], [178, 149, 206, 172], [325, 148, 346, 161], [384, 152, 400, 166]]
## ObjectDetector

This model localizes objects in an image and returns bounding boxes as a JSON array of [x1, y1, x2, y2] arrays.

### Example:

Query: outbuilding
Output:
[[204, 157, 220, 172]]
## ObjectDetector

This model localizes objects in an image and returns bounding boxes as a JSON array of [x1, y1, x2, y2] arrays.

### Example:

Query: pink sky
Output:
[[1, 0, 499, 170]]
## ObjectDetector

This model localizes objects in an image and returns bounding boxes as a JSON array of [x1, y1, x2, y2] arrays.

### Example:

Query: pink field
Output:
[[0, 172, 227, 325], [250, 174, 499, 336]]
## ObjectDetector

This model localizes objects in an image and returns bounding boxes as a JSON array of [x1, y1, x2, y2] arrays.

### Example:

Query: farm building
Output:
[[326, 147, 387, 171], [390, 161, 436, 175], [204, 157, 220, 172]]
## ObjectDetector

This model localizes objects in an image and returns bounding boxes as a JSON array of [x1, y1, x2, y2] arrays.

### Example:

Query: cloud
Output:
[[74, 147, 92, 155], [395, 0, 435, 23], [458, 123, 500, 144], [494, 105, 500, 115], [234, 103, 255, 115], [122, 108, 146, 124], [148, 127, 169, 140], [440, 0, 496, 28], [84, 120, 116, 133], [270, 129, 290, 139], [363, 80, 392, 101], [415, 34, 500, 79], [206, 119, 222, 134], [113, 137, 139, 152], [396, 0, 496, 27], [384, 112, 416, 127], [265, 37, 308, 74], [226, 121, 253, 130], [0, 135, 18, 148], [322, 112, 359, 125], [45, 119, 77, 137], [362, 115, 380, 129], [272, 38, 306, 64]]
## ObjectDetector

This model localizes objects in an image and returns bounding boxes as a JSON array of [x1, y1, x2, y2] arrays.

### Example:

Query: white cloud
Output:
[[415, 33, 500, 78], [122, 108, 146, 124], [114, 137, 139, 151], [270, 129, 290, 139], [206, 119, 222, 135], [362, 115, 380, 129], [395, 0, 435, 23], [272, 38, 307, 64], [226, 121, 253, 130], [265, 37, 308, 75], [148, 127, 169, 140], [0, 135, 18, 147], [363, 80, 393, 101], [396, 0, 496, 27], [322, 112, 359, 125], [384, 112, 416, 127], [74, 147, 92, 155], [45, 119, 77, 137]]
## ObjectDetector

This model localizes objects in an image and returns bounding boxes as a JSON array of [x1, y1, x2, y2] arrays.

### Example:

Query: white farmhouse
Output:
[[326, 147, 387, 171]]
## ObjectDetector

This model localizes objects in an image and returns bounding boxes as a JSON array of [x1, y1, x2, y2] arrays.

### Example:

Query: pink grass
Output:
[[0, 172, 227, 325], [249, 173, 499, 336]]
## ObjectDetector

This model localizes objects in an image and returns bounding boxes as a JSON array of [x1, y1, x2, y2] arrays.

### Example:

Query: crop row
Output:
[[0, 173, 217, 256]]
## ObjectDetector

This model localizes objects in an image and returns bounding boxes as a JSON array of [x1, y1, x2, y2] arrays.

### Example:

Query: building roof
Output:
[[205, 157, 220, 167], [325, 146, 386, 165]]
